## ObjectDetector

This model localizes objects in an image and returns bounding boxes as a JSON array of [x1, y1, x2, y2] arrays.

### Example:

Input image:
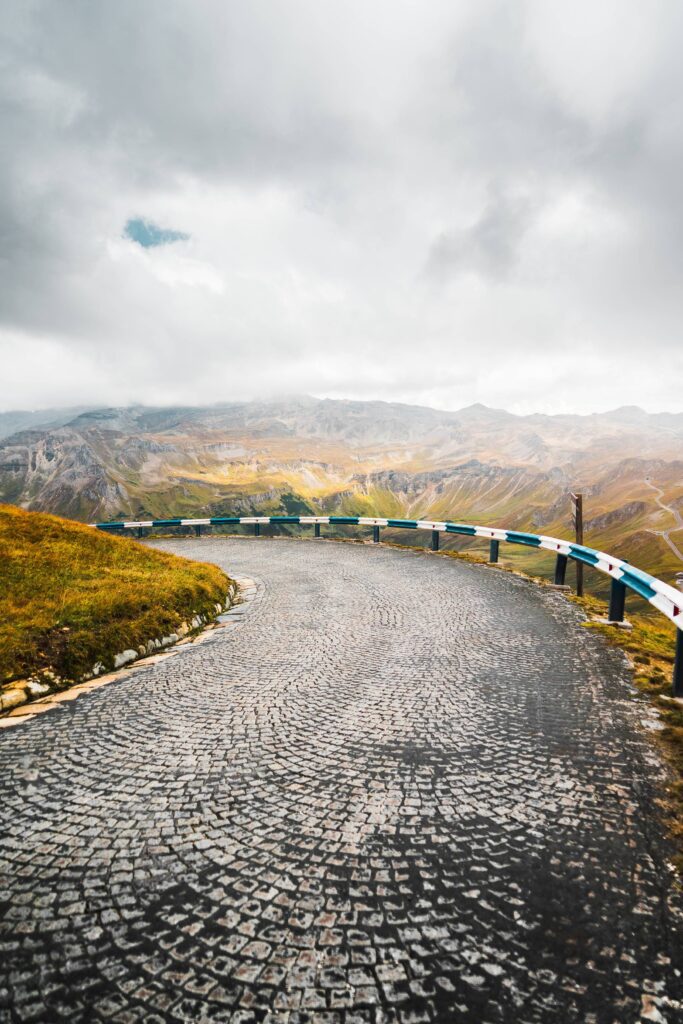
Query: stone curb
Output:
[[0, 577, 250, 723]]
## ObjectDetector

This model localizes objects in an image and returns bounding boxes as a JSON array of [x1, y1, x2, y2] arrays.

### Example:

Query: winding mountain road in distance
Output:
[[644, 477, 683, 565], [1, 537, 682, 1023]]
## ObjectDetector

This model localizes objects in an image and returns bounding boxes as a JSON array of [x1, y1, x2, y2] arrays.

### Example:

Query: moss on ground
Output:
[[0, 504, 231, 687]]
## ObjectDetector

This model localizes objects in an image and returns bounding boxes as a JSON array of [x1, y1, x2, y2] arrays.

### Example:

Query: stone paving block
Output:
[[1, 538, 682, 1022]]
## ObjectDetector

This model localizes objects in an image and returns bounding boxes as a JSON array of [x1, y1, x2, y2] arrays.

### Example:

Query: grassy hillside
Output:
[[0, 504, 231, 689]]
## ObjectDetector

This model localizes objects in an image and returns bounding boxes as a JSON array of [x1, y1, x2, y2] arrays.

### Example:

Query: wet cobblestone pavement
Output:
[[1, 537, 683, 1023]]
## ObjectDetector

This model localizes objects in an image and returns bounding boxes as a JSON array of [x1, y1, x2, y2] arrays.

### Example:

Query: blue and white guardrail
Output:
[[93, 514, 683, 692], [93, 514, 683, 625]]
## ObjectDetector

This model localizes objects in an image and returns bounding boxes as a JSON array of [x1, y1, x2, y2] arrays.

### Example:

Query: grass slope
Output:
[[0, 504, 231, 687]]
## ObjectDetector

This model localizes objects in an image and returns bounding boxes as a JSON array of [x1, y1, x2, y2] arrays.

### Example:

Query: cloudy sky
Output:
[[2, 0, 682, 414]]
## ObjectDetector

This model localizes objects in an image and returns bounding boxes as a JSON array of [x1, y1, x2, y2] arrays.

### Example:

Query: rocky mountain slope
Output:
[[1, 396, 682, 587]]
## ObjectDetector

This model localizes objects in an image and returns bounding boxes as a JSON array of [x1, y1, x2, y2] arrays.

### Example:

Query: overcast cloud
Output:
[[1, 0, 682, 414]]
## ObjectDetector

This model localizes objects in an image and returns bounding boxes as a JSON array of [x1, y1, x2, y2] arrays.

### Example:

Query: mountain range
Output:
[[1, 396, 682, 591]]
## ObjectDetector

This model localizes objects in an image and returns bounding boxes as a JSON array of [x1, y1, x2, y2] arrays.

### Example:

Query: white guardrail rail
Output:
[[93, 514, 683, 693]]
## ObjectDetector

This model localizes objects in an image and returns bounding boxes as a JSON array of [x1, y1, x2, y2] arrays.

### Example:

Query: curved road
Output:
[[1, 538, 682, 1023]]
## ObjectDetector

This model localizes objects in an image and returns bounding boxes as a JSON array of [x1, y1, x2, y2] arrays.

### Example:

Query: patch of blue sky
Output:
[[124, 218, 190, 247]]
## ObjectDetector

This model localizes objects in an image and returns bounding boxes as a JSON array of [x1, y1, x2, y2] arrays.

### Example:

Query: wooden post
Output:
[[571, 492, 584, 597]]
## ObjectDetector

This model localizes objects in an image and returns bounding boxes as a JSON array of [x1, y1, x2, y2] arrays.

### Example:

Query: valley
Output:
[[1, 397, 682, 598]]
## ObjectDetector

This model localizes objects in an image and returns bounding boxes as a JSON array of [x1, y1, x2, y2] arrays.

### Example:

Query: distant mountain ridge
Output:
[[0, 406, 98, 441], [1, 396, 682, 587]]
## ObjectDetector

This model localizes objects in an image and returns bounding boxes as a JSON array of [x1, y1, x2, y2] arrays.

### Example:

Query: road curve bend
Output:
[[1, 537, 682, 1023]]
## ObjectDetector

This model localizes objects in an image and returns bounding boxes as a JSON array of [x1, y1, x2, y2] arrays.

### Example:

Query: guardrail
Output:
[[93, 514, 683, 694]]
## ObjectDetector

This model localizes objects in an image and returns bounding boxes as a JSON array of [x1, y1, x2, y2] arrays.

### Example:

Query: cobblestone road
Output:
[[2, 537, 682, 1024]]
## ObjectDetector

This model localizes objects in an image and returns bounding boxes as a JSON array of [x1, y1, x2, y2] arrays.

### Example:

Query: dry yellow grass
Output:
[[0, 504, 231, 686]]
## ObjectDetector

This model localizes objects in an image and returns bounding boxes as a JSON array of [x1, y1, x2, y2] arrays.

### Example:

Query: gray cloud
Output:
[[425, 188, 537, 282], [1, 0, 682, 414]]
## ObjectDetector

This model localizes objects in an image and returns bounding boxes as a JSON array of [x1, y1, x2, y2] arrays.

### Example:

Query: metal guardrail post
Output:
[[431, 530, 439, 551], [608, 578, 626, 622], [674, 630, 683, 698], [137, 527, 143, 538], [373, 526, 380, 543], [314, 523, 320, 538], [254, 522, 260, 537], [554, 554, 567, 585], [194, 524, 202, 538], [489, 539, 499, 563]]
